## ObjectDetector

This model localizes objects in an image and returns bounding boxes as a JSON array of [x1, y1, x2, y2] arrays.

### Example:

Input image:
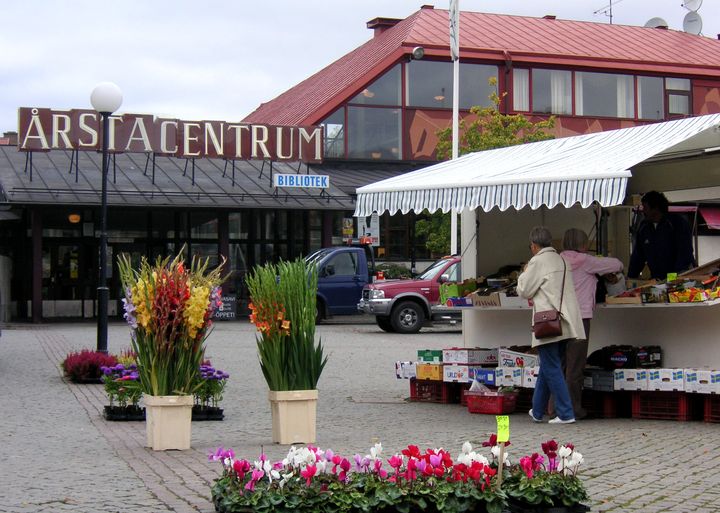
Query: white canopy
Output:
[[354, 114, 720, 217]]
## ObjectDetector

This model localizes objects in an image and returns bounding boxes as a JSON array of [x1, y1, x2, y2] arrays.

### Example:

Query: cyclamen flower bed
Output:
[[210, 436, 588, 513]]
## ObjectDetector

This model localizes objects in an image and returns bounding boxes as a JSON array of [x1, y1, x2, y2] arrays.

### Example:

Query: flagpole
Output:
[[449, 0, 460, 255]]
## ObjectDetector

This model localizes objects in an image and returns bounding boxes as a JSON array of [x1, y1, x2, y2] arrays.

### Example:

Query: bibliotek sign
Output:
[[273, 174, 329, 188], [17, 107, 323, 163]]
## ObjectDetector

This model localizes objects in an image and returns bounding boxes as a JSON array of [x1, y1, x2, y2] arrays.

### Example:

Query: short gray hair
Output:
[[563, 228, 589, 252], [529, 226, 553, 248]]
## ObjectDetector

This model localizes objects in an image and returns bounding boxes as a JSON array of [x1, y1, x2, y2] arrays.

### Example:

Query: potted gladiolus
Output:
[[246, 258, 327, 444], [119, 253, 224, 450]]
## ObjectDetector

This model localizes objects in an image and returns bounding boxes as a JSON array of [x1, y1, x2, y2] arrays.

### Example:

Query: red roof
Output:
[[243, 6, 720, 126]]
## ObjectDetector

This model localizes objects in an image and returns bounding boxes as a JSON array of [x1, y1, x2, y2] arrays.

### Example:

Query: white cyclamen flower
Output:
[[558, 446, 572, 459], [490, 446, 509, 464], [370, 442, 383, 460], [462, 441, 473, 454]]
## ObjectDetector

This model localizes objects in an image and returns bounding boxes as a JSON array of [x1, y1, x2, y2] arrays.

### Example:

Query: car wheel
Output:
[[315, 298, 325, 325], [376, 316, 394, 332], [390, 301, 425, 334]]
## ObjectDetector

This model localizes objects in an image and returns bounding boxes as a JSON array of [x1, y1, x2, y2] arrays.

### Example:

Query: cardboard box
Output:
[[416, 363, 443, 381], [605, 294, 642, 304], [647, 368, 684, 392], [417, 350, 442, 363], [522, 366, 539, 388], [469, 291, 502, 307], [471, 367, 499, 386], [497, 366, 523, 387], [498, 348, 538, 368], [614, 369, 648, 391], [394, 361, 416, 380], [499, 293, 530, 308], [442, 347, 498, 365], [443, 364, 470, 383]]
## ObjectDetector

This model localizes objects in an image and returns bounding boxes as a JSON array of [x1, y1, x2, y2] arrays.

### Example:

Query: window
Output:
[[575, 72, 634, 118], [189, 213, 217, 239], [532, 69, 572, 115], [349, 65, 401, 106], [321, 109, 345, 158], [407, 61, 497, 109], [638, 76, 664, 120], [513, 69, 529, 111], [228, 212, 249, 239], [326, 252, 358, 276], [666, 78, 691, 116], [347, 107, 401, 160]]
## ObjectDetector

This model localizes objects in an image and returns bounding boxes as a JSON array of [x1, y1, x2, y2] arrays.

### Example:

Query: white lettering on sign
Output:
[[273, 174, 329, 189]]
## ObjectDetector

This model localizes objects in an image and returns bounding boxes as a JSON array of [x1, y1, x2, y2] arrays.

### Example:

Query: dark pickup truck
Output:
[[305, 244, 376, 322], [357, 256, 462, 334]]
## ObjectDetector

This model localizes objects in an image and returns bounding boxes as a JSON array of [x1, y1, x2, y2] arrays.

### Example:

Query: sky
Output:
[[2, 0, 719, 133]]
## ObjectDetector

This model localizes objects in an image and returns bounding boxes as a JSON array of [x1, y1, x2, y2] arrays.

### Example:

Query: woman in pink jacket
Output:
[[560, 228, 623, 419]]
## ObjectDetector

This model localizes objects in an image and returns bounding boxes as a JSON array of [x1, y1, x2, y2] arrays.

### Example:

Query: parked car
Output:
[[305, 244, 376, 323], [358, 256, 462, 334]]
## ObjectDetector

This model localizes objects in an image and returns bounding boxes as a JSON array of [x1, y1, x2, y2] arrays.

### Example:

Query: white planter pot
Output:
[[144, 395, 194, 451], [268, 389, 318, 444]]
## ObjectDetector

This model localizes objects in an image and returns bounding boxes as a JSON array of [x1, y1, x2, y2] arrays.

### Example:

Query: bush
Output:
[[377, 262, 412, 279], [62, 350, 118, 383]]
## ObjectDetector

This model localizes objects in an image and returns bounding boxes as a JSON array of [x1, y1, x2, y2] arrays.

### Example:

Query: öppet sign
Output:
[[17, 107, 323, 163]]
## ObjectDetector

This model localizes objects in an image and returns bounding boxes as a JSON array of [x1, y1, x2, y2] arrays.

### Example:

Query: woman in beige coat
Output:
[[517, 226, 585, 424]]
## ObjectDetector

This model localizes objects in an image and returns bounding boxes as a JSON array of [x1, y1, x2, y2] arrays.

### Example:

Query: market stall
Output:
[[356, 114, 720, 370]]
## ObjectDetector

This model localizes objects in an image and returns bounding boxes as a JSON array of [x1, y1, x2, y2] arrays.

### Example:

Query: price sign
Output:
[[496, 415, 510, 443], [667, 272, 678, 282]]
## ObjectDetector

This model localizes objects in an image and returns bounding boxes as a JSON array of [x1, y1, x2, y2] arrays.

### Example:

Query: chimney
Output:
[[366, 17, 402, 38], [543, 15, 556, 20], [420, 4, 434, 9], [2, 131, 17, 145]]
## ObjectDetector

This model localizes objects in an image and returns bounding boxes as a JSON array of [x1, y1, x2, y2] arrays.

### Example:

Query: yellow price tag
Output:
[[496, 415, 510, 443], [667, 273, 678, 282]]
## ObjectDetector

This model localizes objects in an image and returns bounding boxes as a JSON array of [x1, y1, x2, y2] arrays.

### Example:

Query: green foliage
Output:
[[376, 262, 412, 279], [423, 80, 556, 255], [435, 80, 556, 160], [415, 211, 454, 257], [505, 471, 589, 508], [246, 258, 327, 391]]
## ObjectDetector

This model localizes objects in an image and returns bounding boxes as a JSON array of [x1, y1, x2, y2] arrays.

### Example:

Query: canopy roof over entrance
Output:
[[355, 114, 720, 217]]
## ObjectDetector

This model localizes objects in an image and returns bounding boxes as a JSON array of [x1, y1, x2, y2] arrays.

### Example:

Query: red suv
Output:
[[357, 256, 461, 334]]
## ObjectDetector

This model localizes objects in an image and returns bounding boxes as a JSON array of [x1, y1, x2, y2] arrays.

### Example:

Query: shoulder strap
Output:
[[559, 256, 566, 311]]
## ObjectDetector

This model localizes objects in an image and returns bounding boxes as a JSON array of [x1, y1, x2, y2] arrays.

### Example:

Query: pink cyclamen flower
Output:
[[373, 459, 388, 478], [301, 464, 317, 486], [388, 455, 403, 470], [519, 456, 534, 478]]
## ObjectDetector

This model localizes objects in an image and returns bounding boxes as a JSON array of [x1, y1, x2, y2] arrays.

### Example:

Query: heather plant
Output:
[[246, 258, 327, 391], [62, 350, 118, 382], [118, 252, 225, 396]]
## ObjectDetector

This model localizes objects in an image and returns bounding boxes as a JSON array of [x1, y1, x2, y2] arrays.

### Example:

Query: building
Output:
[[2, 5, 720, 321]]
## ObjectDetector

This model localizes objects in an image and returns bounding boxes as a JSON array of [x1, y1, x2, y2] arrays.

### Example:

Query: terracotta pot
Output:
[[144, 395, 193, 451], [268, 389, 318, 444]]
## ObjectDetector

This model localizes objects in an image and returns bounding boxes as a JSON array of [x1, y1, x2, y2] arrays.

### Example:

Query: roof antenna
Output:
[[593, 0, 624, 24]]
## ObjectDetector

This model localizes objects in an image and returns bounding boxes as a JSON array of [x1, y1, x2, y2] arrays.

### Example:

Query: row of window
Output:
[[321, 60, 695, 160]]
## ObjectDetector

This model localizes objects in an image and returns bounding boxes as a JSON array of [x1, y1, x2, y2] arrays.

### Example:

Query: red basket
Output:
[[466, 391, 518, 414], [704, 395, 720, 423], [410, 379, 463, 404]]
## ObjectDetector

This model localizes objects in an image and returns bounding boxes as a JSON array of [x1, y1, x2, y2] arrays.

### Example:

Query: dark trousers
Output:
[[565, 319, 591, 419]]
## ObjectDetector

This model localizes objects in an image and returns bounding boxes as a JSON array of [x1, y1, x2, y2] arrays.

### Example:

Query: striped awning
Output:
[[355, 114, 720, 216]]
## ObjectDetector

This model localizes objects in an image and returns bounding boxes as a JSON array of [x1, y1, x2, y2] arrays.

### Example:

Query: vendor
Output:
[[627, 191, 695, 280]]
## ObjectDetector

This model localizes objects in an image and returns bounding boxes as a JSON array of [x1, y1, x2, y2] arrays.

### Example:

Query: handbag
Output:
[[532, 257, 566, 339]]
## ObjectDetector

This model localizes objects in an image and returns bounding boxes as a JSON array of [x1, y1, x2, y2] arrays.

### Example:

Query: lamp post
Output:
[[90, 82, 123, 353]]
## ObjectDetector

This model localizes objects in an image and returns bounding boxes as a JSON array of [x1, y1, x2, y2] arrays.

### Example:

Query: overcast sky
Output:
[[2, 0, 718, 133]]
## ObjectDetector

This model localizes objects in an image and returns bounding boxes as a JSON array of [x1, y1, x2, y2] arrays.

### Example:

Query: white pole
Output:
[[449, 0, 460, 255]]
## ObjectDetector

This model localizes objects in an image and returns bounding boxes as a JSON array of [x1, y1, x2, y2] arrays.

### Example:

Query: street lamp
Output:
[[90, 82, 122, 353]]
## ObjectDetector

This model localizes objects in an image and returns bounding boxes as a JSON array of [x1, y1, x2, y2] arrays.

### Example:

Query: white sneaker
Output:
[[548, 416, 576, 424], [528, 409, 543, 423]]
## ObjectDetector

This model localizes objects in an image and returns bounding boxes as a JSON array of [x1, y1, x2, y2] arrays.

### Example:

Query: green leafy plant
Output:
[[118, 253, 225, 396], [246, 258, 327, 391]]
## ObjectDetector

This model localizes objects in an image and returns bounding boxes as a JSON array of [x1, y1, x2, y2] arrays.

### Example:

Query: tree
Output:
[[416, 79, 556, 255]]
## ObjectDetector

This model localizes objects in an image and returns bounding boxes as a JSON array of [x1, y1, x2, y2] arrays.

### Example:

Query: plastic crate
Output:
[[466, 391, 518, 414], [581, 390, 632, 419], [704, 395, 720, 423], [514, 388, 534, 412], [631, 391, 693, 421], [410, 379, 462, 404]]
